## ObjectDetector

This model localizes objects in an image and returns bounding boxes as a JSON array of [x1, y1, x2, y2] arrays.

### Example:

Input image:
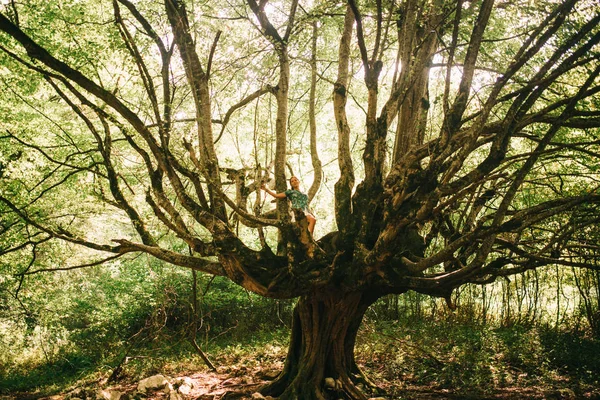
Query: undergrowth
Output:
[[2, 272, 599, 399], [3, 317, 600, 399], [356, 317, 600, 399]]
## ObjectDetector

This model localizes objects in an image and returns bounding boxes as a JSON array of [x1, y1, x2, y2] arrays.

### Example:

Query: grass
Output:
[[1, 356, 92, 395]]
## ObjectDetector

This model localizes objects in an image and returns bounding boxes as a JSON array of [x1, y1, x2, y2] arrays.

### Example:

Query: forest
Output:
[[0, 0, 599, 399]]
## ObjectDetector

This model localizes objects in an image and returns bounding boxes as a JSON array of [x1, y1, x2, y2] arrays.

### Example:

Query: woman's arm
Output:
[[261, 184, 287, 199]]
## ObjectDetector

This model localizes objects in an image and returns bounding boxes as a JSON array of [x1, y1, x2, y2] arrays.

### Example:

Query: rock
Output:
[[324, 377, 336, 389], [137, 374, 169, 393], [251, 393, 265, 399], [127, 391, 144, 400], [169, 393, 182, 400], [164, 383, 174, 393], [177, 385, 192, 395], [111, 391, 123, 400], [97, 389, 123, 400], [174, 376, 194, 386], [175, 377, 194, 395]]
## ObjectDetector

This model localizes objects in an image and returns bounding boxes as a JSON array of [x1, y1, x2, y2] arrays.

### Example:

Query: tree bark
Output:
[[261, 290, 379, 400], [307, 20, 322, 203], [333, 5, 355, 238], [165, 0, 227, 220]]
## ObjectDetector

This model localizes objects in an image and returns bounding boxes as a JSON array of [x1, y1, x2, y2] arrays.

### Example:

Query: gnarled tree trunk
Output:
[[261, 290, 380, 400]]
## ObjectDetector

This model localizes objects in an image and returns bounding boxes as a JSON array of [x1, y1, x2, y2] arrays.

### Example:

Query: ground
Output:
[[20, 369, 597, 400], [5, 351, 599, 400], [2, 322, 600, 400]]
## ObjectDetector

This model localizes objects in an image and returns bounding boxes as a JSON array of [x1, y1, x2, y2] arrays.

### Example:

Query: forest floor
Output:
[[4, 345, 599, 400], [2, 367, 585, 400], [3, 321, 600, 400], [29, 370, 584, 400]]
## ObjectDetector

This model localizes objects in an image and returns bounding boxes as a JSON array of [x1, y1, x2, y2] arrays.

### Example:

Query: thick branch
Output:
[[115, 239, 226, 276], [307, 20, 322, 203], [333, 5, 355, 236]]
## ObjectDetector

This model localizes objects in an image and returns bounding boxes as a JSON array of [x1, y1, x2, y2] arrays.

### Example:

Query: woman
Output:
[[262, 176, 316, 235]]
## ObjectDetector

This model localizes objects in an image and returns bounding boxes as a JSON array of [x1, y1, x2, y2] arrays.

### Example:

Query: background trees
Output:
[[1, 0, 599, 399]]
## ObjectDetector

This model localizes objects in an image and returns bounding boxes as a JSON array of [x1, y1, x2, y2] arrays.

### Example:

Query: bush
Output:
[[539, 327, 600, 386]]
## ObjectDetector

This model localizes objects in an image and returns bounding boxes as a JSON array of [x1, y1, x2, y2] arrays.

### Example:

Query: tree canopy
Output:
[[1, 0, 599, 398]]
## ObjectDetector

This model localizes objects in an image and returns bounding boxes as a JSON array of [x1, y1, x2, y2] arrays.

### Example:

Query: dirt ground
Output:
[[5, 364, 596, 400], [3, 351, 599, 400]]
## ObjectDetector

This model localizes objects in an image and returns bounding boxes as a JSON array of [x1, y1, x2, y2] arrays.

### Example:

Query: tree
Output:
[[1, 0, 600, 398]]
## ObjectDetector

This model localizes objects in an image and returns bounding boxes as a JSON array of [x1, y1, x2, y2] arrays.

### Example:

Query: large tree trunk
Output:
[[261, 290, 380, 400]]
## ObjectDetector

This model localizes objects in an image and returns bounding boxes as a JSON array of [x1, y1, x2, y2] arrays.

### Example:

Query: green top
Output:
[[285, 189, 309, 212]]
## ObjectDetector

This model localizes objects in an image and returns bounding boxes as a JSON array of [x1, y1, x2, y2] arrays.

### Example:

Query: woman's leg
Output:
[[307, 215, 316, 235]]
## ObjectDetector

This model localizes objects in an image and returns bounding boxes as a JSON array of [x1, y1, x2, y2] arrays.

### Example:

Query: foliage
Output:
[[540, 328, 600, 385], [358, 316, 600, 399], [0, 0, 599, 398], [0, 257, 292, 394], [5, 290, 600, 398]]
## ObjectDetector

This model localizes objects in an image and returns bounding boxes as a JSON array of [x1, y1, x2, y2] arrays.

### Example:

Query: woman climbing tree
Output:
[[262, 176, 317, 235]]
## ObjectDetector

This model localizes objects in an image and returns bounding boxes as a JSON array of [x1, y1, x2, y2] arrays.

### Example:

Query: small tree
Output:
[[1, 0, 599, 398]]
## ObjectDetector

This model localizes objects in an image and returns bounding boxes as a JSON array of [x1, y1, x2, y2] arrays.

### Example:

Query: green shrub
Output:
[[540, 327, 600, 386]]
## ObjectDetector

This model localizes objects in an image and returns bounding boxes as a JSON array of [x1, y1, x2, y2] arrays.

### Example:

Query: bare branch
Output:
[[115, 239, 226, 276], [346, 0, 370, 73], [307, 20, 322, 203], [207, 30, 222, 78], [19, 254, 126, 275], [214, 85, 275, 145], [333, 5, 355, 235], [0, 195, 121, 253]]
